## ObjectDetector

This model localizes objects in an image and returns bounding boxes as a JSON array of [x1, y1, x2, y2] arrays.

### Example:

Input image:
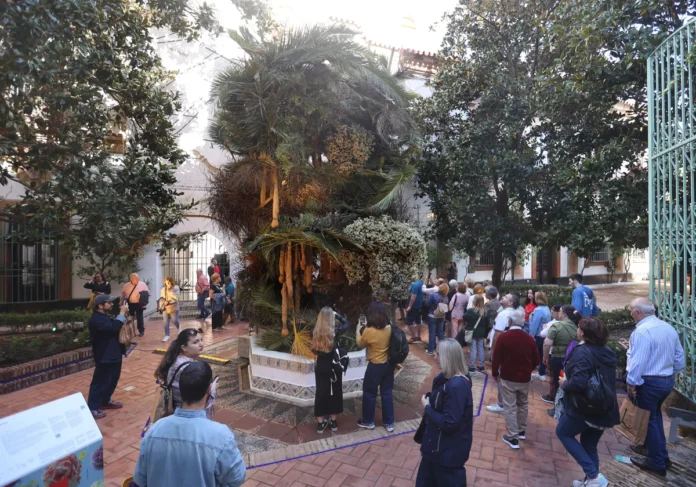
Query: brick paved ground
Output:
[[0, 285, 652, 486]]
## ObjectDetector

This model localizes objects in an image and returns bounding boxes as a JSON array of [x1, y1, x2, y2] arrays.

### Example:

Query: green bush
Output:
[[499, 284, 573, 306], [0, 310, 91, 329], [0, 330, 91, 365], [607, 339, 628, 368], [597, 307, 632, 330]]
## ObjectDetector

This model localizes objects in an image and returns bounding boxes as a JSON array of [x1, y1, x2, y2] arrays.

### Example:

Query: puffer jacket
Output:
[[420, 373, 473, 468], [562, 343, 620, 428]]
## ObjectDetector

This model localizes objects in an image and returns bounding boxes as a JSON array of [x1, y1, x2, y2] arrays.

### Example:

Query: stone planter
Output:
[[0, 347, 94, 394], [248, 333, 367, 406]]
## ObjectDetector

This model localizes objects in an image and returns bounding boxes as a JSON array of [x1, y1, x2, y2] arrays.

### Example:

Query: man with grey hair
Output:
[[627, 297, 685, 477], [121, 272, 150, 337], [491, 307, 540, 450]]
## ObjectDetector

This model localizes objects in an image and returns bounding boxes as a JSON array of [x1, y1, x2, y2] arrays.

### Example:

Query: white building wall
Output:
[[560, 247, 568, 277]]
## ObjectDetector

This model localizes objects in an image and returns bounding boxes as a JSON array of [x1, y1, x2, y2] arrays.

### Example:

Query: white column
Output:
[[560, 247, 568, 277]]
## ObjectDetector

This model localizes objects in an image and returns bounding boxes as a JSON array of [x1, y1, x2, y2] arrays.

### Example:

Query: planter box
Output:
[[248, 333, 367, 406], [0, 347, 94, 394]]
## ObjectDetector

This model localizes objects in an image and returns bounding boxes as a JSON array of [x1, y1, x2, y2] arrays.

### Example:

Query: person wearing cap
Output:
[[87, 295, 129, 419]]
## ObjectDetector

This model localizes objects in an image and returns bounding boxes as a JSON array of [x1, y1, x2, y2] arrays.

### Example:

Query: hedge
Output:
[[499, 284, 572, 306], [597, 307, 632, 330], [0, 310, 92, 328]]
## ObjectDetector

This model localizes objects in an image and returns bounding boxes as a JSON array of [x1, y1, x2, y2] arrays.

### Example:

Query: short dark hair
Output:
[[570, 273, 583, 284], [508, 293, 520, 309], [551, 303, 562, 312], [578, 317, 609, 346], [366, 301, 391, 329], [179, 360, 213, 404]]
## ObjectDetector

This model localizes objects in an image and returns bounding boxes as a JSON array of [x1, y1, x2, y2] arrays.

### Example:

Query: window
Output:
[[475, 253, 494, 266], [590, 248, 610, 263], [0, 220, 58, 303]]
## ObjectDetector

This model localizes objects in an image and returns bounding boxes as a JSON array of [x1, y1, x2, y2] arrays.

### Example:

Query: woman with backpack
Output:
[[542, 305, 581, 411], [154, 328, 217, 419], [312, 307, 349, 434], [415, 339, 473, 487], [556, 317, 619, 487], [463, 295, 490, 372], [357, 302, 395, 432], [425, 283, 450, 356]]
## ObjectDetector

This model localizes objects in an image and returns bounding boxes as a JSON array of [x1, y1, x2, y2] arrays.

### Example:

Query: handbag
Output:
[[615, 397, 650, 444], [118, 315, 138, 346], [149, 362, 190, 427], [464, 315, 483, 345], [569, 348, 615, 416]]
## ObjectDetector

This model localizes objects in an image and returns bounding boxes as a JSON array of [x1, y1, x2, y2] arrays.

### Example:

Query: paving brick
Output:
[[337, 463, 368, 478]]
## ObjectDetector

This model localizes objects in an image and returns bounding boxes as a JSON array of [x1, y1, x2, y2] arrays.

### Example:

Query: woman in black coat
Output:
[[416, 338, 473, 487], [556, 317, 620, 487], [312, 306, 349, 434]]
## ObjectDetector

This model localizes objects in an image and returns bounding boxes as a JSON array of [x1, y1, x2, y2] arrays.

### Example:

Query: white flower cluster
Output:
[[341, 216, 427, 300]]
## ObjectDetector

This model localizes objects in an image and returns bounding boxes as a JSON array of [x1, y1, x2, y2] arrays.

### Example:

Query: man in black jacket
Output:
[[87, 295, 129, 419]]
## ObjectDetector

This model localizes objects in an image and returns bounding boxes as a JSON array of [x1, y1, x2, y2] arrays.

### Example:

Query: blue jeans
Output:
[[470, 338, 485, 368], [556, 413, 605, 478], [427, 316, 444, 353], [197, 294, 210, 318], [636, 376, 674, 469], [362, 362, 395, 425], [535, 336, 546, 376], [163, 310, 180, 336], [416, 457, 466, 487]]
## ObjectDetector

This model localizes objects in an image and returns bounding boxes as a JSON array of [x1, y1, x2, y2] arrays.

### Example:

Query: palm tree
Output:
[[208, 24, 418, 338]]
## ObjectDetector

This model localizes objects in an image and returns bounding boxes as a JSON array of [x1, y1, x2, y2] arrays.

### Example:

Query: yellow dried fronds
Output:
[[290, 319, 313, 359]]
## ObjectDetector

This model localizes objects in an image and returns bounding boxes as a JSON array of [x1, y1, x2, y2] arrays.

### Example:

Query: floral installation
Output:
[[41, 454, 81, 487], [91, 446, 103, 471], [341, 216, 427, 300]]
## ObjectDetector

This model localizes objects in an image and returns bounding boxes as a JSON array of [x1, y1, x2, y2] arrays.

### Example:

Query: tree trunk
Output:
[[492, 249, 504, 287]]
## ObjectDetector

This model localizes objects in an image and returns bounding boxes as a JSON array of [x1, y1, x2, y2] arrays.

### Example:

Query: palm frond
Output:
[[370, 164, 418, 212], [246, 226, 362, 261]]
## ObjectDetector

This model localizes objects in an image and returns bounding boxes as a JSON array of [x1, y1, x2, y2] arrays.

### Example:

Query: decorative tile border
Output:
[[0, 347, 94, 394], [249, 373, 364, 406]]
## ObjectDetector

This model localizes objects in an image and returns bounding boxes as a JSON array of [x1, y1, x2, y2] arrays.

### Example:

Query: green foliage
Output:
[[0, 330, 91, 365], [607, 340, 628, 370], [499, 285, 572, 307], [417, 0, 693, 283], [597, 307, 633, 331], [257, 327, 297, 353], [0, 0, 213, 280], [0, 310, 91, 329]]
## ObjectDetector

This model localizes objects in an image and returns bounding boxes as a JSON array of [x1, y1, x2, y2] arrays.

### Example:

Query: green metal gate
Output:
[[648, 20, 696, 402]]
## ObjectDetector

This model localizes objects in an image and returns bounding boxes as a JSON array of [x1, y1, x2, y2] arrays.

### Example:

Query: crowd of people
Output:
[[82, 264, 687, 487]]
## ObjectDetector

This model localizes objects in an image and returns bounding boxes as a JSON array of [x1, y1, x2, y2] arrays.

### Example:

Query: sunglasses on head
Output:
[[181, 328, 203, 337]]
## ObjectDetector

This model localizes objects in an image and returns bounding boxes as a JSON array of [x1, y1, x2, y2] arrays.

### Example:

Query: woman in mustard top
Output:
[[356, 301, 395, 432]]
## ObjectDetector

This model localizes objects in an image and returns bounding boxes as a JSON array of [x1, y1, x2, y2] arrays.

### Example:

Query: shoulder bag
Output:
[[464, 315, 483, 345], [149, 362, 191, 427]]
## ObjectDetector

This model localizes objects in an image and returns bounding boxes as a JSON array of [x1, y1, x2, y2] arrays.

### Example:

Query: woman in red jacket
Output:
[[524, 288, 538, 323]]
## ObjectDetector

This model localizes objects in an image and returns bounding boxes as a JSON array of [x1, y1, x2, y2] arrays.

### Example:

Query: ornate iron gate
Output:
[[161, 234, 229, 302], [648, 20, 696, 402]]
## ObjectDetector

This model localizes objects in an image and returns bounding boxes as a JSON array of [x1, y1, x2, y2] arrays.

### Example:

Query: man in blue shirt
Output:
[[627, 298, 685, 478], [224, 276, 236, 324], [87, 295, 129, 420], [134, 361, 247, 487], [569, 273, 600, 317], [405, 278, 425, 343]]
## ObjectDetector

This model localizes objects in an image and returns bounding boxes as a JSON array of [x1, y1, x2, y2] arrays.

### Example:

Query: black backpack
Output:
[[388, 326, 409, 366], [332, 346, 350, 377], [570, 348, 615, 416]]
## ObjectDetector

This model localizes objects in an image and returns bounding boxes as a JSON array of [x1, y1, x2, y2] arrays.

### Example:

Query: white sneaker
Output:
[[531, 373, 540, 380], [162, 336, 170, 342], [573, 474, 608, 487], [486, 404, 504, 414], [537, 374, 546, 381]]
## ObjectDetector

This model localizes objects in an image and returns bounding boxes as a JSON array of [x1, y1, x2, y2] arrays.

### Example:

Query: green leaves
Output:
[[0, 0, 210, 280]]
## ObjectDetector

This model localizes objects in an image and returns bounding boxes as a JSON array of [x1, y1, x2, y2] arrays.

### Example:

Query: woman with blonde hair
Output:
[[159, 277, 180, 342], [416, 339, 473, 486], [312, 306, 349, 433], [467, 283, 486, 309], [209, 273, 225, 330], [425, 283, 450, 356]]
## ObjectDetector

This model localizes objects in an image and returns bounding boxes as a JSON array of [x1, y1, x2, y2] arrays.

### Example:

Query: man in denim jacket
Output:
[[134, 361, 246, 487]]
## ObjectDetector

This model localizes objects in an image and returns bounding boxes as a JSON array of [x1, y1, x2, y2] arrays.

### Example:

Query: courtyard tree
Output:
[[208, 25, 422, 343], [0, 0, 220, 279]]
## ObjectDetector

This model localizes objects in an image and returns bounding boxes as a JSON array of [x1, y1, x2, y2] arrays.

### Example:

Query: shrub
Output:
[[341, 216, 427, 300], [607, 339, 628, 369], [499, 284, 572, 306], [0, 310, 91, 329], [0, 330, 91, 365], [597, 307, 633, 330]]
